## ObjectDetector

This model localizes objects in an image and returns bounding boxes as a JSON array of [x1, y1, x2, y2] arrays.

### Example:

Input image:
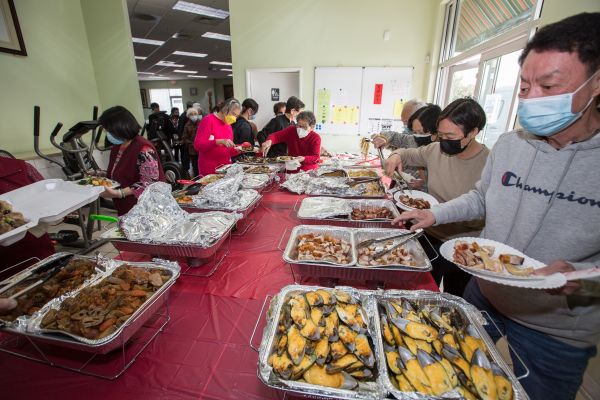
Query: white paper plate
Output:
[[393, 190, 439, 211], [440, 237, 567, 289]]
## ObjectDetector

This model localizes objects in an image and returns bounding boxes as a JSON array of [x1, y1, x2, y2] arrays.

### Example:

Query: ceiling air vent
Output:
[[133, 13, 159, 22], [192, 15, 222, 26]]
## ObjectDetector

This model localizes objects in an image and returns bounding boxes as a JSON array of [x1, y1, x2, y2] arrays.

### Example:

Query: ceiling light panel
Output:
[[132, 37, 165, 46], [173, 51, 207, 58], [201, 32, 231, 41], [209, 61, 232, 66], [220, 68, 232, 71], [172, 1, 229, 19], [188, 75, 207, 78], [135, 56, 147, 60], [156, 61, 185, 67], [173, 69, 198, 73]]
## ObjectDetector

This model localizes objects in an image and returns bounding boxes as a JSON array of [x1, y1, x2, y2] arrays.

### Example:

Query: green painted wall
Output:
[[0, 0, 100, 158], [80, 0, 142, 122], [229, 0, 439, 104], [0, 0, 141, 158]]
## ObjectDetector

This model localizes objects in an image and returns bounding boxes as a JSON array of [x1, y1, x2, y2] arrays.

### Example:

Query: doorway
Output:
[[246, 68, 302, 131]]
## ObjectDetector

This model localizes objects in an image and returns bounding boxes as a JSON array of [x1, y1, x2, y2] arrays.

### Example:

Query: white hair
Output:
[[186, 107, 199, 117], [404, 99, 427, 116], [192, 102, 202, 113]]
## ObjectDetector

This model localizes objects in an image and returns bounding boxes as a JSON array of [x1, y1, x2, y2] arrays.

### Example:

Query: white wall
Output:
[[229, 0, 440, 153], [247, 70, 300, 131]]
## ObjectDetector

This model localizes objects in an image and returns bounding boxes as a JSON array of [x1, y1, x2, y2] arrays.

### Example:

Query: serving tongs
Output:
[[347, 176, 380, 186], [0, 253, 75, 298], [359, 229, 424, 260], [364, 139, 411, 194]]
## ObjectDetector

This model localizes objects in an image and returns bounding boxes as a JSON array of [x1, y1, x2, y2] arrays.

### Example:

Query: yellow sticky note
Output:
[[350, 106, 360, 124], [393, 99, 405, 118], [332, 106, 345, 124]]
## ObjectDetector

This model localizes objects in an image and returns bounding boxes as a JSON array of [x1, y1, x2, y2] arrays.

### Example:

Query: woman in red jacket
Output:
[[99, 106, 165, 215], [260, 111, 321, 172], [194, 98, 242, 175]]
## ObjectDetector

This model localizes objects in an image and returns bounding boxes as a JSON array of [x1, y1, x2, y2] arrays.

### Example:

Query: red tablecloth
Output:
[[0, 189, 437, 400]]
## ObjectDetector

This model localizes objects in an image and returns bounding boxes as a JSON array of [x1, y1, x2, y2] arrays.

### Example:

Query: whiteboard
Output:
[[313, 67, 363, 136], [359, 67, 413, 137]]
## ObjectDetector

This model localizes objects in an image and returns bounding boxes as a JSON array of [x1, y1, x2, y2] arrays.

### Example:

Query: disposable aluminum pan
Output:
[[25, 259, 180, 354], [283, 225, 357, 267], [297, 198, 400, 228], [307, 179, 387, 199], [0, 253, 104, 329], [182, 192, 261, 220], [353, 228, 432, 271], [107, 223, 234, 259], [241, 173, 270, 191], [257, 284, 386, 400], [373, 290, 528, 400]]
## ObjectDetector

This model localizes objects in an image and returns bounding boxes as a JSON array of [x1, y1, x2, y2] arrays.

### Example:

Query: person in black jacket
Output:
[[257, 96, 304, 157], [232, 98, 259, 145]]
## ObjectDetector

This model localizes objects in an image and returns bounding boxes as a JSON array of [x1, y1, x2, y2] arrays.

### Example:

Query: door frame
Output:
[[245, 67, 303, 100]]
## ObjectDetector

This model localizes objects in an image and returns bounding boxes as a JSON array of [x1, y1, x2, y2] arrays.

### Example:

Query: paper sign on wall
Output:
[[316, 89, 331, 124], [393, 99, 405, 118], [373, 84, 383, 104]]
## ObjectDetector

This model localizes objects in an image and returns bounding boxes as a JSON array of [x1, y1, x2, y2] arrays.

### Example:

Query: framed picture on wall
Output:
[[0, 0, 27, 56], [190, 87, 198, 96], [140, 89, 148, 108]]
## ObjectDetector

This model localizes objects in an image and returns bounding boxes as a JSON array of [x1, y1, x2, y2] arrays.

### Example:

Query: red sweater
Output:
[[194, 114, 240, 175], [269, 126, 321, 171]]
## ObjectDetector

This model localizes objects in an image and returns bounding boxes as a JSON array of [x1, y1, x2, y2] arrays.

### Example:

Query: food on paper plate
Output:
[[78, 177, 115, 188], [40, 265, 172, 340], [241, 142, 253, 151], [277, 156, 295, 162], [267, 288, 377, 390], [453, 240, 534, 277], [295, 233, 352, 264], [358, 241, 417, 267], [0, 258, 97, 321], [0, 200, 26, 234], [399, 195, 431, 210], [351, 206, 392, 220], [246, 165, 272, 174]]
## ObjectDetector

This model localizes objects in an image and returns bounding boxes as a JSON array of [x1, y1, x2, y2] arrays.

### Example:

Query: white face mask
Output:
[[297, 127, 309, 138]]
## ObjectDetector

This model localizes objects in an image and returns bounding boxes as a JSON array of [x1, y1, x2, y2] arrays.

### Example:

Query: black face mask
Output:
[[440, 137, 470, 155], [414, 135, 433, 147]]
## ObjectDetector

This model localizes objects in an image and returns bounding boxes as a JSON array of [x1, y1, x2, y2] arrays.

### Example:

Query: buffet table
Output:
[[0, 189, 437, 400]]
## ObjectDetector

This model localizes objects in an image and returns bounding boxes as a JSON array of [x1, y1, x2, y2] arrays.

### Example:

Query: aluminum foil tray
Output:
[[306, 178, 387, 199], [182, 193, 261, 220], [283, 225, 357, 267], [257, 284, 386, 400], [241, 173, 270, 191], [297, 198, 400, 228], [23, 259, 180, 354], [373, 290, 528, 400], [353, 228, 431, 271], [0, 253, 104, 329]]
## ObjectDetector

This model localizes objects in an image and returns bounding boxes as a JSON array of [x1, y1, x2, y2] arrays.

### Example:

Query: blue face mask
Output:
[[517, 71, 598, 137], [106, 131, 124, 145]]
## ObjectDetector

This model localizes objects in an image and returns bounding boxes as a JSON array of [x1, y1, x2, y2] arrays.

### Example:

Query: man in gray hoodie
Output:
[[392, 13, 600, 400]]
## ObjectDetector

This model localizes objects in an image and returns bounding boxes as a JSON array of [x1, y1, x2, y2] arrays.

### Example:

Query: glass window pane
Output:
[[453, 0, 535, 57], [171, 97, 183, 113], [479, 50, 521, 147], [448, 67, 478, 103], [169, 88, 182, 96], [149, 89, 171, 112]]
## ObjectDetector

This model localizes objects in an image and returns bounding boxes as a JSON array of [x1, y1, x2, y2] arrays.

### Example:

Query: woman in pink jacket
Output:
[[194, 98, 242, 175]]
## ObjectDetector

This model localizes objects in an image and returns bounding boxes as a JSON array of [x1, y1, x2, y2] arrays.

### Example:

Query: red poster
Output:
[[373, 83, 383, 104]]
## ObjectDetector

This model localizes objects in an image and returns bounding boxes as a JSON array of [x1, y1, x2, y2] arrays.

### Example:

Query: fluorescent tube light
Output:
[[173, 51, 207, 58], [209, 61, 232, 66], [227, 74, 233, 77], [188, 75, 207, 78], [173, 69, 198, 73], [156, 61, 185, 67], [201, 32, 231, 41], [137, 72, 155, 75], [135, 56, 147, 60], [172, 1, 229, 19], [220, 68, 232, 71], [132, 37, 165, 46]]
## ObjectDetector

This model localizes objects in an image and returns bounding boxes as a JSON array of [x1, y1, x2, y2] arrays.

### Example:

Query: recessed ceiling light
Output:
[[201, 32, 231, 41], [188, 75, 207, 78], [173, 51, 207, 58], [209, 61, 232, 66], [135, 56, 147, 60], [173, 69, 198, 73], [227, 74, 233, 77], [172, 1, 229, 19], [137, 72, 155, 75], [156, 61, 185, 67], [220, 68, 232, 71], [132, 37, 165, 46]]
